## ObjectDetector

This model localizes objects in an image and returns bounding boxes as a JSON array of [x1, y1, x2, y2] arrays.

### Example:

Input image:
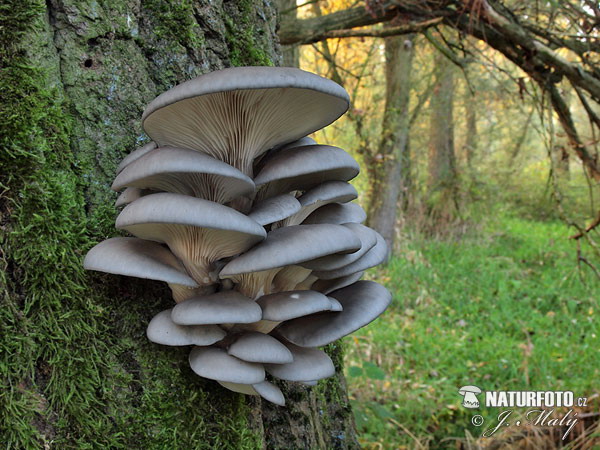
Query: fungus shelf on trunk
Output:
[[84, 66, 391, 406]]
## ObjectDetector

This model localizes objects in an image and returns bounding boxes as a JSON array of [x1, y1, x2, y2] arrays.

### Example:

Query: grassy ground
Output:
[[345, 216, 600, 448]]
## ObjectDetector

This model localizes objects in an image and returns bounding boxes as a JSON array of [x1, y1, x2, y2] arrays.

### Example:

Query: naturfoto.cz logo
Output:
[[457, 385, 589, 440]]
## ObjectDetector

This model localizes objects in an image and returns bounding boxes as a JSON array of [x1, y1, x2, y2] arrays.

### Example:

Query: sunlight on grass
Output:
[[345, 216, 600, 448]]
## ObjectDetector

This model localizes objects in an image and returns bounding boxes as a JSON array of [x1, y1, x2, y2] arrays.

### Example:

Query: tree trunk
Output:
[[0, 1, 358, 448], [367, 33, 415, 257], [427, 50, 459, 224], [276, 0, 300, 67], [463, 90, 477, 170]]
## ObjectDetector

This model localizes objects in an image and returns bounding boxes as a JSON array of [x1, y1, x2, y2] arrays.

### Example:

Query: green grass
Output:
[[345, 216, 600, 448]]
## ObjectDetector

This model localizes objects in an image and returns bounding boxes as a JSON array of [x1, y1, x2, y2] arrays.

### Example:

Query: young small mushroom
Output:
[[147, 310, 226, 346], [227, 332, 293, 364], [115, 187, 150, 207], [218, 380, 285, 406], [189, 346, 265, 385], [257, 290, 334, 321], [170, 291, 262, 326], [311, 271, 365, 295], [265, 341, 335, 382], [247, 194, 301, 227], [302, 202, 367, 225]]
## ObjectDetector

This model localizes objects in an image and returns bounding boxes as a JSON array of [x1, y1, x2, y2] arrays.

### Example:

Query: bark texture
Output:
[[0, 0, 358, 448], [367, 33, 415, 256]]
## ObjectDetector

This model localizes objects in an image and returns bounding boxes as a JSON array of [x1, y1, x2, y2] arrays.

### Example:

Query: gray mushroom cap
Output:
[[276, 136, 317, 152], [302, 202, 367, 225], [83, 237, 198, 287], [277, 281, 391, 347], [142, 67, 349, 175], [217, 380, 285, 406], [298, 181, 357, 208], [112, 147, 255, 204], [146, 309, 226, 346], [274, 181, 358, 228], [253, 381, 285, 406], [227, 332, 293, 364], [301, 224, 377, 271], [115, 192, 266, 284], [219, 224, 361, 278], [171, 291, 262, 325], [247, 194, 301, 226], [313, 231, 388, 280], [327, 297, 343, 312], [265, 341, 335, 382], [254, 145, 359, 195], [312, 271, 364, 295], [189, 346, 265, 384], [257, 290, 334, 321], [117, 141, 157, 174]]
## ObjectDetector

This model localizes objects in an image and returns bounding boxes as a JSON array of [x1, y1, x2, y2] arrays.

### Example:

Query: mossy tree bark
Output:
[[0, 0, 358, 448]]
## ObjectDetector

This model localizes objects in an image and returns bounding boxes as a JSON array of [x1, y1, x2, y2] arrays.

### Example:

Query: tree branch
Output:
[[297, 18, 442, 42]]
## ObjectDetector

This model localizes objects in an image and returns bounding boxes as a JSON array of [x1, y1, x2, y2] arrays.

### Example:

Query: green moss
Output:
[[143, 0, 204, 50], [223, 0, 274, 67]]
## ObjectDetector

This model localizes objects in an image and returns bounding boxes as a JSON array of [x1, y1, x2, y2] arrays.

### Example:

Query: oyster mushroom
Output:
[[247, 194, 301, 227], [146, 310, 226, 346], [142, 67, 349, 176], [189, 346, 265, 385], [265, 341, 335, 382], [302, 202, 367, 225], [312, 231, 388, 280], [219, 224, 361, 298], [255, 144, 359, 199], [218, 380, 285, 406], [277, 281, 392, 347], [227, 332, 293, 364], [115, 192, 266, 285], [273, 181, 358, 228], [83, 237, 205, 302], [171, 291, 262, 326], [112, 147, 255, 204]]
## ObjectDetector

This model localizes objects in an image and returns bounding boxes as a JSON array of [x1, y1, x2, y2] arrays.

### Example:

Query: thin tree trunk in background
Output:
[[277, 0, 300, 67], [463, 91, 477, 170], [427, 50, 459, 224], [368, 33, 415, 257]]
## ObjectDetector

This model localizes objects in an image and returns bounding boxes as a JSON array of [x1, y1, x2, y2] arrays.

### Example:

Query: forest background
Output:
[[283, 0, 600, 447]]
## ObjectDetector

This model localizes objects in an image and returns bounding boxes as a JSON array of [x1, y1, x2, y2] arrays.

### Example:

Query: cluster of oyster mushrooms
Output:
[[84, 67, 391, 406]]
